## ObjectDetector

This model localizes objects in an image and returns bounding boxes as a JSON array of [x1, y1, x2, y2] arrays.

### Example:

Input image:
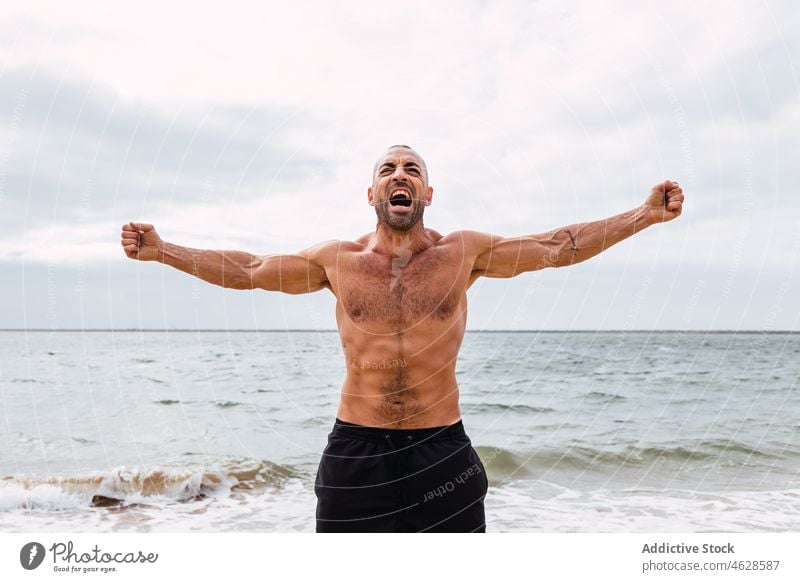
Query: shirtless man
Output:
[[120, 144, 684, 532]]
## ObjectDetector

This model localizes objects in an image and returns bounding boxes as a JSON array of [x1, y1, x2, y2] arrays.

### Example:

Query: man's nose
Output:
[[391, 167, 408, 181]]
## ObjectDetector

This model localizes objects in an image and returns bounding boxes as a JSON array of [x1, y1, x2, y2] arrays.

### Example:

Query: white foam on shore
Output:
[[486, 483, 800, 532], [3, 479, 799, 532], [0, 477, 315, 532], [0, 483, 86, 512]]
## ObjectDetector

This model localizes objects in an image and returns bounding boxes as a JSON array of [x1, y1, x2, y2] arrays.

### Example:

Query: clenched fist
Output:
[[643, 180, 685, 224], [120, 222, 164, 261]]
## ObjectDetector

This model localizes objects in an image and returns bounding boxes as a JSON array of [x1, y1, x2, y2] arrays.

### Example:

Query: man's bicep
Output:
[[471, 231, 563, 279], [251, 243, 332, 294]]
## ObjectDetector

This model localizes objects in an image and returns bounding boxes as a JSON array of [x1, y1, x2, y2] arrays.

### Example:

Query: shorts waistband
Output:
[[331, 417, 468, 444]]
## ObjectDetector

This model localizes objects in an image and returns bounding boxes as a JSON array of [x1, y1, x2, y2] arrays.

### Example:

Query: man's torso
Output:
[[321, 229, 481, 428]]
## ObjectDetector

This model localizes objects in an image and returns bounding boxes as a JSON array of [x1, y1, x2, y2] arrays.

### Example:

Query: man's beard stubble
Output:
[[374, 200, 426, 232]]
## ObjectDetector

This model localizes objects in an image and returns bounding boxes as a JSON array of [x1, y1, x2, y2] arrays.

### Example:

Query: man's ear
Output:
[[367, 186, 374, 206], [424, 186, 433, 206]]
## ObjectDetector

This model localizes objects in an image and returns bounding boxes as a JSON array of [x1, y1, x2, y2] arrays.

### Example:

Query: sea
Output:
[[1, 330, 798, 532]]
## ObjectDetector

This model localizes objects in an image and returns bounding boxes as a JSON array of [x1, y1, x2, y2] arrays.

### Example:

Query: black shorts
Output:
[[314, 417, 489, 532]]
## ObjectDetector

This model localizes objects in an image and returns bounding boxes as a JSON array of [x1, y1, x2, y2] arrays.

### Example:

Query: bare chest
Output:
[[334, 247, 468, 325]]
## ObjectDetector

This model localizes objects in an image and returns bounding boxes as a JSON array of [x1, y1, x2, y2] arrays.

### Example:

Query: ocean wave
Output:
[[466, 403, 555, 414], [213, 401, 245, 408], [474, 440, 794, 483], [0, 459, 298, 511], [584, 391, 627, 402]]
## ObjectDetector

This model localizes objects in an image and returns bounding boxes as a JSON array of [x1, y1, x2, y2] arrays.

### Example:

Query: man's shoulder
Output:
[[299, 239, 362, 262], [438, 229, 496, 249]]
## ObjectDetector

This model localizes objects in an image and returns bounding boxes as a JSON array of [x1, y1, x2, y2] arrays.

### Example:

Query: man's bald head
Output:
[[373, 145, 429, 183]]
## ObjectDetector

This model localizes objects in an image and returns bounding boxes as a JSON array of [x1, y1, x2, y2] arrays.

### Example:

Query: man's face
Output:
[[368, 147, 433, 232]]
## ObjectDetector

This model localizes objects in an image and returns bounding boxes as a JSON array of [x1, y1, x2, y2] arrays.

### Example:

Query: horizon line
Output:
[[1, 329, 798, 334]]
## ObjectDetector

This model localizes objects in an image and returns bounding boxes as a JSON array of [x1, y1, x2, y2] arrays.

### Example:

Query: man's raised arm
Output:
[[468, 180, 684, 279], [120, 222, 331, 294]]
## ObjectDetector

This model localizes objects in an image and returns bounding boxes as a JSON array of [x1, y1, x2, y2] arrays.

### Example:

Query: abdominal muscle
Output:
[[335, 325, 465, 429]]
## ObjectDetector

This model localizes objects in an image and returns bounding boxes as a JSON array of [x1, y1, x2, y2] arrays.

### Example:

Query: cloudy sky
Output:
[[1, 0, 798, 330]]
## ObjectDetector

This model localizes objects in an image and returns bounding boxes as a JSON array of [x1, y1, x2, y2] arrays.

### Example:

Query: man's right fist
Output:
[[120, 222, 164, 261]]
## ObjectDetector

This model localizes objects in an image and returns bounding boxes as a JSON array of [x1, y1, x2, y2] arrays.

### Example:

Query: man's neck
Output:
[[368, 222, 434, 257]]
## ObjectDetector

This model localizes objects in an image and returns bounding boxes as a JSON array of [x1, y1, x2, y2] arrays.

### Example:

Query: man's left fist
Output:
[[643, 180, 684, 223]]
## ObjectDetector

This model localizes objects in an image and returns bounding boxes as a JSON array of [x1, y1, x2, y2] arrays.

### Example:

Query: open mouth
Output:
[[389, 188, 412, 207]]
